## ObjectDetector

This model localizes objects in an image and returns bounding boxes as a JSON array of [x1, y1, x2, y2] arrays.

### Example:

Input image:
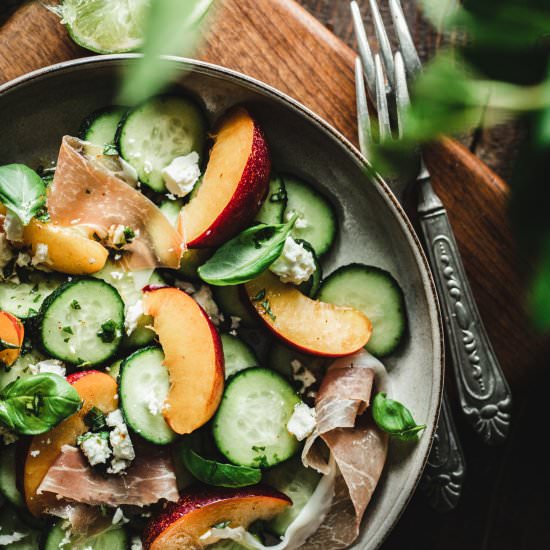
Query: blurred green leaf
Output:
[[118, 0, 215, 105]]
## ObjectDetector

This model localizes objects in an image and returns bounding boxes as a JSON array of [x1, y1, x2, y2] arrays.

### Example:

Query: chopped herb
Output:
[[212, 520, 231, 529], [270, 188, 286, 203], [97, 320, 118, 343], [35, 206, 50, 222], [27, 308, 38, 317], [251, 289, 266, 302], [103, 143, 118, 156], [70, 299, 81, 310], [62, 326, 74, 335], [84, 407, 107, 432], [123, 227, 136, 242], [261, 298, 276, 321], [85, 189, 92, 195], [32, 294, 42, 303], [251, 445, 266, 452]]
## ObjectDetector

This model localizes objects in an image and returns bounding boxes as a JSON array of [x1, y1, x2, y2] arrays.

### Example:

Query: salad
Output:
[[0, 93, 423, 549]]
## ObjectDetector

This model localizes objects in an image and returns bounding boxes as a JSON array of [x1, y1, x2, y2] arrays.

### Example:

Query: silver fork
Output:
[[352, 0, 512, 508]]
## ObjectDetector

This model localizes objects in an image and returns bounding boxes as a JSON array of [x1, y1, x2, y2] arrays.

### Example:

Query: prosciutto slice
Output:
[[302, 351, 389, 549], [38, 444, 179, 507], [47, 136, 184, 270]]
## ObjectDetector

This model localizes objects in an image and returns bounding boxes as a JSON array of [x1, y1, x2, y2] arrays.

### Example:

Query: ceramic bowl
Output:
[[0, 55, 443, 549]]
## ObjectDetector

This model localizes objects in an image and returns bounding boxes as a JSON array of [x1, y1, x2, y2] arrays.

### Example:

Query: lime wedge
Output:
[[59, 0, 149, 54]]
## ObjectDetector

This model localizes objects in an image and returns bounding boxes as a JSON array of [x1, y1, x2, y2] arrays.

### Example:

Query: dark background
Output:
[[297, 2, 547, 550]]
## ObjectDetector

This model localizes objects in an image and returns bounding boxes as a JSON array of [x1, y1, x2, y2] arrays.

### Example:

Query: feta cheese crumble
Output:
[[107, 224, 136, 249], [269, 237, 316, 285], [0, 531, 27, 545], [161, 152, 201, 198], [291, 359, 316, 393], [131, 536, 144, 550], [112, 507, 129, 525], [29, 359, 66, 377], [125, 299, 144, 335], [31, 242, 50, 266], [285, 209, 308, 229], [78, 432, 112, 466], [106, 409, 135, 474], [287, 402, 316, 441], [3, 210, 24, 242], [193, 285, 224, 326]]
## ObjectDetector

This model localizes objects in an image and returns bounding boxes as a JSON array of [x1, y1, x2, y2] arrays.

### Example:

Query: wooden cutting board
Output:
[[0, 0, 545, 390]]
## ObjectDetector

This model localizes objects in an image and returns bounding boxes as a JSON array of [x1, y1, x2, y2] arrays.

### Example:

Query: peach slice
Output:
[[142, 287, 224, 435], [245, 271, 372, 356], [24, 370, 117, 516], [181, 107, 270, 247], [0, 311, 24, 366], [143, 485, 291, 549]]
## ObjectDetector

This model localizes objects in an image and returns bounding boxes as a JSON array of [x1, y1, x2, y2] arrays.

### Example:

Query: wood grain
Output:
[[0, 0, 546, 391]]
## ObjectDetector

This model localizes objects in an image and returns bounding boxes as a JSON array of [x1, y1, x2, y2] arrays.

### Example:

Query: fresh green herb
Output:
[[180, 439, 262, 488], [0, 374, 81, 435], [0, 164, 47, 225], [97, 320, 118, 343], [0, 339, 19, 352], [62, 326, 74, 335], [270, 188, 286, 203], [123, 227, 136, 242], [70, 300, 81, 310], [372, 392, 426, 441], [83, 407, 108, 432], [212, 521, 231, 529], [198, 215, 298, 286], [118, 0, 215, 105], [261, 298, 276, 321], [103, 143, 118, 156], [251, 289, 266, 302], [35, 205, 50, 223]]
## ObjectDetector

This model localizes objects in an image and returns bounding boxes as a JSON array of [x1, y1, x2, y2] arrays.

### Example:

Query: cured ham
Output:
[[38, 444, 179, 507], [302, 351, 389, 549], [47, 136, 184, 270]]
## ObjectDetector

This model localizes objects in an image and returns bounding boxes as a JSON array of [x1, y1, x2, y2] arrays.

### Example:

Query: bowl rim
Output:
[[0, 53, 444, 549]]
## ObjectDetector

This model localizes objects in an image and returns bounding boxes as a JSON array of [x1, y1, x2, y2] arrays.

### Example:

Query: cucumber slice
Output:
[[79, 106, 126, 146], [0, 445, 23, 509], [282, 175, 337, 256], [59, 0, 148, 54], [221, 334, 258, 379], [255, 174, 287, 225], [119, 346, 176, 445], [268, 342, 327, 382], [178, 249, 212, 281], [264, 457, 321, 536], [295, 240, 322, 298], [0, 504, 41, 549], [0, 272, 65, 319], [159, 198, 184, 226], [212, 285, 257, 328], [106, 359, 122, 381], [117, 95, 206, 192], [0, 349, 46, 390], [45, 521, 128, 550], [213, 368, 301, 468], [318, 264, 407, 357], [38, 278, 124, 366]]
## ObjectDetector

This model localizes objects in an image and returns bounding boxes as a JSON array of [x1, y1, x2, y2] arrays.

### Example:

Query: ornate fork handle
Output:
[[418, 175, 512, 445], [421, 393, 466, 512]]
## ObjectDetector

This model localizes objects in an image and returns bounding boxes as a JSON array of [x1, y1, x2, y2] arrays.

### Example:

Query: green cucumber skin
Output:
[[116, 94, 207, 192], [318, 263, 407, 357], [295, 239, 322, 298], [255, 174, 287, 225], [119, 346, 176, 445], [212, 285, 258, 328], [45, 521, 128, 550], [212, 367, 301, 468], [220, 333, 258, 379], [37, 278, 125, 366], [0, 445, 24, 509]]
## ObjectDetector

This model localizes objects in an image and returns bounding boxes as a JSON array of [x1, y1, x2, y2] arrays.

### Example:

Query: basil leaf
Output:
[[180, 440, 262, 488], [372, 392, 426, 441], [198, 216, 297, 286], [0, 164, 47, 225], [0, 374, 82, 436]]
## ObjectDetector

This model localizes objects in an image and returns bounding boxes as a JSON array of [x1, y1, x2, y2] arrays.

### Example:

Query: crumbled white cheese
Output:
[[106, 409, 135, 474], [285, 209, 308, 229], [110, 271, 124, 281], [0, 531, 27, 545], [78, 432, 112, 466], [0, 424, 18, 446], [30, 450, 40, 458], [291, 359, 316, 393], [3, 210, 24, 242], [107, 224, 129, 248], [29, 359, 66, 377], [88, 257, 97, 265], [0, 233, 14, 270], [31, 242, 50, 266], [15, 251, 31, 268], [270, 237, 316, 285], [230, 316, 241, 330], [162, 152, 201, 198], [193, 285, 224, 326], [131, 536, 143, 550], [125, 299, 144, 335], [112, 507, 129, 525], [146, 386, 166, 417], [287, 402, 317, 441]]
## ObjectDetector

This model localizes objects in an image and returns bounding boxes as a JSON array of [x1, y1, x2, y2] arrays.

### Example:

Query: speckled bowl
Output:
[[0, 55, 443, 549]]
